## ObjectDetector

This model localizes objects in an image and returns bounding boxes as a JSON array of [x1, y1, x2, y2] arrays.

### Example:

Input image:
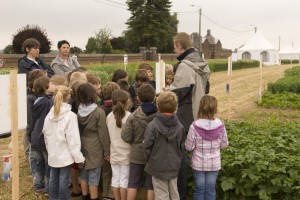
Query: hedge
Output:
[[208, 60, 259, 72], [280, 59, 299, 64]]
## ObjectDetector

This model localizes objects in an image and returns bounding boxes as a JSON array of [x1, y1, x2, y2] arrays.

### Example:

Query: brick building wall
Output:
[[192, 30, 232, 59]]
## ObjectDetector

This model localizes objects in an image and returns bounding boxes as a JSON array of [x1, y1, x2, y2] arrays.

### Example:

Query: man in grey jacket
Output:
[[170, 32, 210, 200]]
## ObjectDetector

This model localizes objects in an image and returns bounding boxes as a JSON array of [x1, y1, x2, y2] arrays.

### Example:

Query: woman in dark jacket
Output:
[[18, 38, 54, 79]]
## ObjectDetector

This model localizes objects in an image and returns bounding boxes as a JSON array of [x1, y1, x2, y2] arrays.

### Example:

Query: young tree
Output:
[[85, 37, 98, 53], [70, 46, 83, 54], [3, 45, 15, 54], [85, 27, 113, 53], [110, 36, 125, 50], [125, 0, 178, 53], [12, 24, 52, 54], [94, 27, 112, 53]]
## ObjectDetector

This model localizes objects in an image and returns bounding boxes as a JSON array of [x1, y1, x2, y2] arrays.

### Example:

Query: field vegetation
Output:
[[0, 62, 299, 199]]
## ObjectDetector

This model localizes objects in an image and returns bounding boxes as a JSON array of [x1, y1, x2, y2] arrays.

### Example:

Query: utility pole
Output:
[[199, 8, 202, 58], [279, 36, 280, 50], [190, 5, 202, 58]]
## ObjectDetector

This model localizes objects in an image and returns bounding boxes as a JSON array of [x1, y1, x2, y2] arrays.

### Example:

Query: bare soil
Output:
[[0, 64, 298, 199]]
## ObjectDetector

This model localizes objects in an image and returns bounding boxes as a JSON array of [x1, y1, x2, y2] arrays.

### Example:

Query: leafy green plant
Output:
[[0, 68, 10, 75], [267, 66, 300, 94], [260, 66, 300, 109], [258, 92, 300, 109], [216, 118, 300, 200]]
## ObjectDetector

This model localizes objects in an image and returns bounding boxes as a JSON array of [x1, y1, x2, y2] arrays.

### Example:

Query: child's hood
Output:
[[154, 113, 180, 140], [134, 106, 156, 126], [78, 103, 98, 117], [48, 102, 72, 121], [77, 103, 98, 125], [193, 119, 224, 141]]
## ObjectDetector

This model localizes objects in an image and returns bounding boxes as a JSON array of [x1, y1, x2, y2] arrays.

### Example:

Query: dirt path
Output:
[[0, 64, 297, 199], [209, 64, 296, 120]]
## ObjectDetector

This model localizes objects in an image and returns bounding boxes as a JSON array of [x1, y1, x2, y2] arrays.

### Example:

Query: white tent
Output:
[[237, 31, 279, 65], [279, 46, 300, 60]]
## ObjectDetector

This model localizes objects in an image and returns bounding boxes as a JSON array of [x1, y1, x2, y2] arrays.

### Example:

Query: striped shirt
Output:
[[185, 118, 229, 171]]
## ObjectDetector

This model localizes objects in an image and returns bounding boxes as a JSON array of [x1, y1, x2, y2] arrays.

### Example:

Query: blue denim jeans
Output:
[[29, 147, 36, 177], [192, 170, 219, 200], [33, 150, 50, 193], [177, 148, 187, 200], [79, 167, 101, 186], [49, 165, 71, 200]]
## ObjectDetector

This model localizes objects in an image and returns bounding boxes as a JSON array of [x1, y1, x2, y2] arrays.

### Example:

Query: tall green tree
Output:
[[125, 0, 178, 53], [70, 46, 83, 54], [110, 36, 125, 50], [85, 37, 98, 53], [85, 27, 113, 53], [3, 45, 15, 54], [12, 24, 51, 54]]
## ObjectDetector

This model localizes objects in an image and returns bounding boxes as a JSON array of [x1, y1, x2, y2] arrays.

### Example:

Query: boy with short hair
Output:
[[101, 82, 120, 115], [26, 70, 47, 176], [138, 62, 156, 89], [129, 69, 149, 112], [87, 74, 102, 105], [29, 76, 55, 196], [165, 70, 174, 91], [121, 84, 158, 200], [143, 91, 184, 200]]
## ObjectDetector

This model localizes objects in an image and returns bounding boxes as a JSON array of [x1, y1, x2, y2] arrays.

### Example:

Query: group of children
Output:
[[24, 60, 228, 200]]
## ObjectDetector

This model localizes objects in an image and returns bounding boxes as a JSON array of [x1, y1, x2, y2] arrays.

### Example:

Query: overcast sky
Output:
[[1, 0, 300, 51]]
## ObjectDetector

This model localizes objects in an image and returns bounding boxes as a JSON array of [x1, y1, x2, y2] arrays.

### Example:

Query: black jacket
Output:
[[143, 113, 185, 180], [28, 94, 53, 151], [18, 56, 54, 79], [26, 88, 37, 138]]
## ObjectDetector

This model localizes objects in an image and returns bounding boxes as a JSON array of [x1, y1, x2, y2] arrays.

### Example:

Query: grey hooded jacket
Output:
[[121, 106, 157, 164], [170, 49, 210, 132], [51, 55, 80, 76], [143, 113, 185, 180]]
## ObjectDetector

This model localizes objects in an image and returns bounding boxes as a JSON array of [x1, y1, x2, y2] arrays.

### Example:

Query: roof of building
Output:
[[204, 30, 216, 44], [239, 31, 276, 51]]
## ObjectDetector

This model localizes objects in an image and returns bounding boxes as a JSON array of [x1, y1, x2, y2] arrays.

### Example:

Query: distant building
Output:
[[237, 31, 279, 65], [191, 30, 232, 59]]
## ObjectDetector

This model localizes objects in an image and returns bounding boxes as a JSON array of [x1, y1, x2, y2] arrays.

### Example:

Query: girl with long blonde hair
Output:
[[43, 85, 85, 200]]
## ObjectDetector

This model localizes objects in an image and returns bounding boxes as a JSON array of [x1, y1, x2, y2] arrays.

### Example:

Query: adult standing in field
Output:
[[18, 38, 54, 78], [170, 32, 210, 200], [51, 40, 80, 76]]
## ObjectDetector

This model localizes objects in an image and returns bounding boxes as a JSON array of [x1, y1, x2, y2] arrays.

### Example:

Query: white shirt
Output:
[[107, 111, 131, 165]]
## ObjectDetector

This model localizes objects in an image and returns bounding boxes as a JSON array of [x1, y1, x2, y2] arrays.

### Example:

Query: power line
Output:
[[103, 0, 127, 6], [173, 10, 197, 14], [92, 0, 127, 9], [173, 9, 254, 33], [202, 13, 253, 33]]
